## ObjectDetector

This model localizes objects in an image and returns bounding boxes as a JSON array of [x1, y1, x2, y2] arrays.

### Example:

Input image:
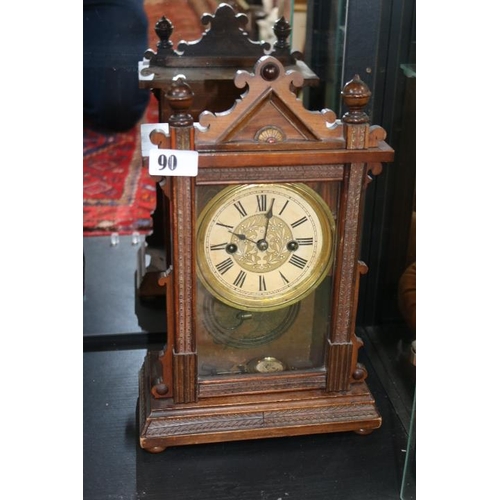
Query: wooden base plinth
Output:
[[138, 352, 382, 452]]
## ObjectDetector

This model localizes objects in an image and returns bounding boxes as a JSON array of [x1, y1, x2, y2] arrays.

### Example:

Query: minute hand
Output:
[[262, 198, 275, 241]]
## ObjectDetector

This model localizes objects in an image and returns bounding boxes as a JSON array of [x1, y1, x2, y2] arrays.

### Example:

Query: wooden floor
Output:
[[83, 235, 416, 500]]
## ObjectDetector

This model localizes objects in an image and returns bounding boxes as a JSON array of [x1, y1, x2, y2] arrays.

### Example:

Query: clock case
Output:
[[139, 56, 394, 452]]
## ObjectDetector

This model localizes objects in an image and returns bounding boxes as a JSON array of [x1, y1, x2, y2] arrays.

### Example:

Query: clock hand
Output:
[[265, 198, 275, 219], [262, 198, 275, 242], [228, 230, 258, 245]]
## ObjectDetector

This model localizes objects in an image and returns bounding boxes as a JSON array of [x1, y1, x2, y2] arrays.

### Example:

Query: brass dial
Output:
[[196, 183, 335, 312]]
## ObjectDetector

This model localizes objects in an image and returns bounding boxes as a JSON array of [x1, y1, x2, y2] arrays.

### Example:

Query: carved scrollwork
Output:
[[365, 163, 384, 186], [368, 125, 387, 146], [179, 4, 270, 58], [197, 56, 341, 144]]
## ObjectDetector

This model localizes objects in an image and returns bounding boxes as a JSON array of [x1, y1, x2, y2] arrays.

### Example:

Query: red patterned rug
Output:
[[83, 0, 216, 236], [83, 101, 158, 236]]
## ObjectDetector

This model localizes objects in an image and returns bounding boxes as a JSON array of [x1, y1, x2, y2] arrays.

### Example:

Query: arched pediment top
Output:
[[178, 3, 270, 57]]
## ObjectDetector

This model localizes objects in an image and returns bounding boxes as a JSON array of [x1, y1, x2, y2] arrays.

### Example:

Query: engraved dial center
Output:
[[231, 214, 293, 273]]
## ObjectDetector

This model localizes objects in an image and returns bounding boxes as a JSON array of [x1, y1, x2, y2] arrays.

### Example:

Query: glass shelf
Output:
[[400, 389, 416, 499]]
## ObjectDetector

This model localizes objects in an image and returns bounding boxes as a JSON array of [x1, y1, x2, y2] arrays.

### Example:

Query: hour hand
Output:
[[228, 231, 258, 245]]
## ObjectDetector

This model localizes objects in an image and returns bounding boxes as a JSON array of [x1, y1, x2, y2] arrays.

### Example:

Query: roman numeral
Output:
[[216, 222, 234, 230], [256, 194, 267, 212], [215, 258, 234, 275], [291, 216, 308, 228], [279, 271, 289, 284], [259, 275, 266, 291], [233, 201, 247, 217], [233, 270, 247, 288], [289, 255, 308, 269], [297, 237, 313, 246], [278, 200, 289, 216], [210, 242, 228, 251]]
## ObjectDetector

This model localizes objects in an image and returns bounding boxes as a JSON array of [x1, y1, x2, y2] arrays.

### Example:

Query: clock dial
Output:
[[196, 183, 335, 311]]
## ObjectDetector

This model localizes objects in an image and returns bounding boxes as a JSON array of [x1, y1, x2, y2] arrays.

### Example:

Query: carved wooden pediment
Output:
[[143, 3, 299, 69], [196, 56, 345, 150]]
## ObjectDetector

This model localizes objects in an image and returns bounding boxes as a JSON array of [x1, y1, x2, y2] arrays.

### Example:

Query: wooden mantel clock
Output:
[[138, 55, 394, 452]]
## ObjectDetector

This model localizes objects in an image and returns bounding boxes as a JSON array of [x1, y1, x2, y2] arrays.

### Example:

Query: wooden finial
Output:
[[271, 16, 298, 64], [273, 17, 291, 51], [341, 75, 372, 124], [155, 16, 174, 50], [166, 76, 194, 127], [144, 16, 176, 65]]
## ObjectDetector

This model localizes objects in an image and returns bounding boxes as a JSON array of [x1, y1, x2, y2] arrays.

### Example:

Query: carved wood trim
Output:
[[139, 385, 381, 449], [197, 57, 343, 145], [196, 163, 344, 185], [331, 163, 366, 345], [144, 4, 270, 68], [199, 372, 326, 398], [350, 261, 369, 384], [326, 342, 353, 392], [173, 351, 198, 403], [365, 162, 384, 186], [171, 176, 195, 354], [145, 403, 380, 438], [368, 125, 388, 148], [344, 123, 369, 150], [196, 148, 393, 165]]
